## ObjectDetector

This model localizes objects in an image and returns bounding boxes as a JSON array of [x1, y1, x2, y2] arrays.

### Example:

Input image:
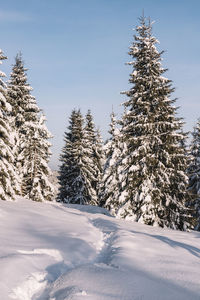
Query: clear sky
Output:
[[1, 0, 200, 169]]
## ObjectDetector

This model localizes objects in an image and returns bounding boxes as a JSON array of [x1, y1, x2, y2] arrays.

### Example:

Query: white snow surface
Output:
[[0, 198, 200, 300]]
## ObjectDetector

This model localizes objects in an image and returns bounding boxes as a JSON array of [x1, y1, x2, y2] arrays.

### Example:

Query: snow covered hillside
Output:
[[0, 199, 200, 300]]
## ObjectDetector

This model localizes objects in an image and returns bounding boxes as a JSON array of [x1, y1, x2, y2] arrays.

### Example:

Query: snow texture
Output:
[[0, 198, 200, 300]]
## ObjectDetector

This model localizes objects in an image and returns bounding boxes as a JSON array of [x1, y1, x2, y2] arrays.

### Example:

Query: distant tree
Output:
[[0, 50, 19, 200], [116, 16, 190, 230], [94, 128, 105, 197], [188, 119, 200, 230], [58, 110, 77, 202], [84, 110, 104, 202], [58, 109, 97, 205], [84, 110, 98, 198], [100, 112, 123, 212]]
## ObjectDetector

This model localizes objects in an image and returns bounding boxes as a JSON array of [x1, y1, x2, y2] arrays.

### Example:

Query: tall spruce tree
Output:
[[8, 53, 54, 201], [7, 53, 36, 186], [0, 50, 19, 200], [117, 16, 190, 230], [58, 109, 97, 205], [188, 119, 200, 230]]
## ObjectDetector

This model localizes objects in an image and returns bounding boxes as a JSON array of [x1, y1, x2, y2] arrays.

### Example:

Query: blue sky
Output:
[[1, 0, 200, 169]]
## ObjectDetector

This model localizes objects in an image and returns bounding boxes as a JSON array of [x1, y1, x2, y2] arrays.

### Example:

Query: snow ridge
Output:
[[17, 249, 63, 262]]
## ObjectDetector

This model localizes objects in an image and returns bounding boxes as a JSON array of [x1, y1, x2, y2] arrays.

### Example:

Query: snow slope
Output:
[[0, 198, 200, 300]]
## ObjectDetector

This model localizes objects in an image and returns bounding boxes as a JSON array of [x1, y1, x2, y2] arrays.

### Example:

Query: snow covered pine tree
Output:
[[8, 53, 31, 185], [0, 50, 19, 200], [58, 109, 98, 205], [94, 128, 105, 196], [85, 110, 104, 202], [116, 16, 190, 230], [100, 112, 123, 212], [188, 119, 200, 230], [21, 114, 54, 201], [8, 53, 54, 201], [58, 109, 77, 203]]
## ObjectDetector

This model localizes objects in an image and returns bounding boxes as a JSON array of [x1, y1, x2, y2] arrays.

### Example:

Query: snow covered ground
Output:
[[0, 199, 200, 300]]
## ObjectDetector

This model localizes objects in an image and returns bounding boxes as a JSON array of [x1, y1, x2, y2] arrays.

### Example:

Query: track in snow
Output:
[[34, 214, 118, 300]]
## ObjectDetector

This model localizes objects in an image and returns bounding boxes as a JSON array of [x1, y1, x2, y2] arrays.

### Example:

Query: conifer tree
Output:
[[117, 16, 190, 230], [100, 112, 123, 211], [8, 53, 30, 128], [0, 50, 19, 200], [8, 53, 54, 201], [7, 53, 37, 184], [188, 120, 200, 230], [84, 110, 104, 202], [21, 114, 54, 201], [58, 109, 97, 205], [84, 110, 98, 193], [94, 128, 105, 194], [58, 110, 77, 202]]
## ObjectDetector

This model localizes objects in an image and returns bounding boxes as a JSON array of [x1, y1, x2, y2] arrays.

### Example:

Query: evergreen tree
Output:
[[117, 16, 190, 230], [58, 109, 97, 205], [188, 120, 200, 230], [0, 50, 19, 200], [21, 114, 54, 201], [100, 112, 123, 212], [94, 128, 105, 195], [7, 53, 37, 185], [8, 53, 54, 201], [84, 110, 98, 194], [58, 109, 77, 202], [84, 110, 104, 202], [8, 53, 30, 129]]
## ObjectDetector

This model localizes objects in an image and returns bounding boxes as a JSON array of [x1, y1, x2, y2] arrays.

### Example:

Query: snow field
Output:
[[0, 198, 200, 299]]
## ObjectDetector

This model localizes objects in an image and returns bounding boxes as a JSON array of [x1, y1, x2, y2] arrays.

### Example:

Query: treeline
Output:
[[0, 52, 54, 201], [1, 15, 200, 231], [57, 16, 200, 231]]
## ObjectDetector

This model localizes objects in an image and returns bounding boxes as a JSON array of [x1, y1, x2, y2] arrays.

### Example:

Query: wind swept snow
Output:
[[17, 249, 63, 262], [0, 198, 200, 300], [10, 272, 47, 300]]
